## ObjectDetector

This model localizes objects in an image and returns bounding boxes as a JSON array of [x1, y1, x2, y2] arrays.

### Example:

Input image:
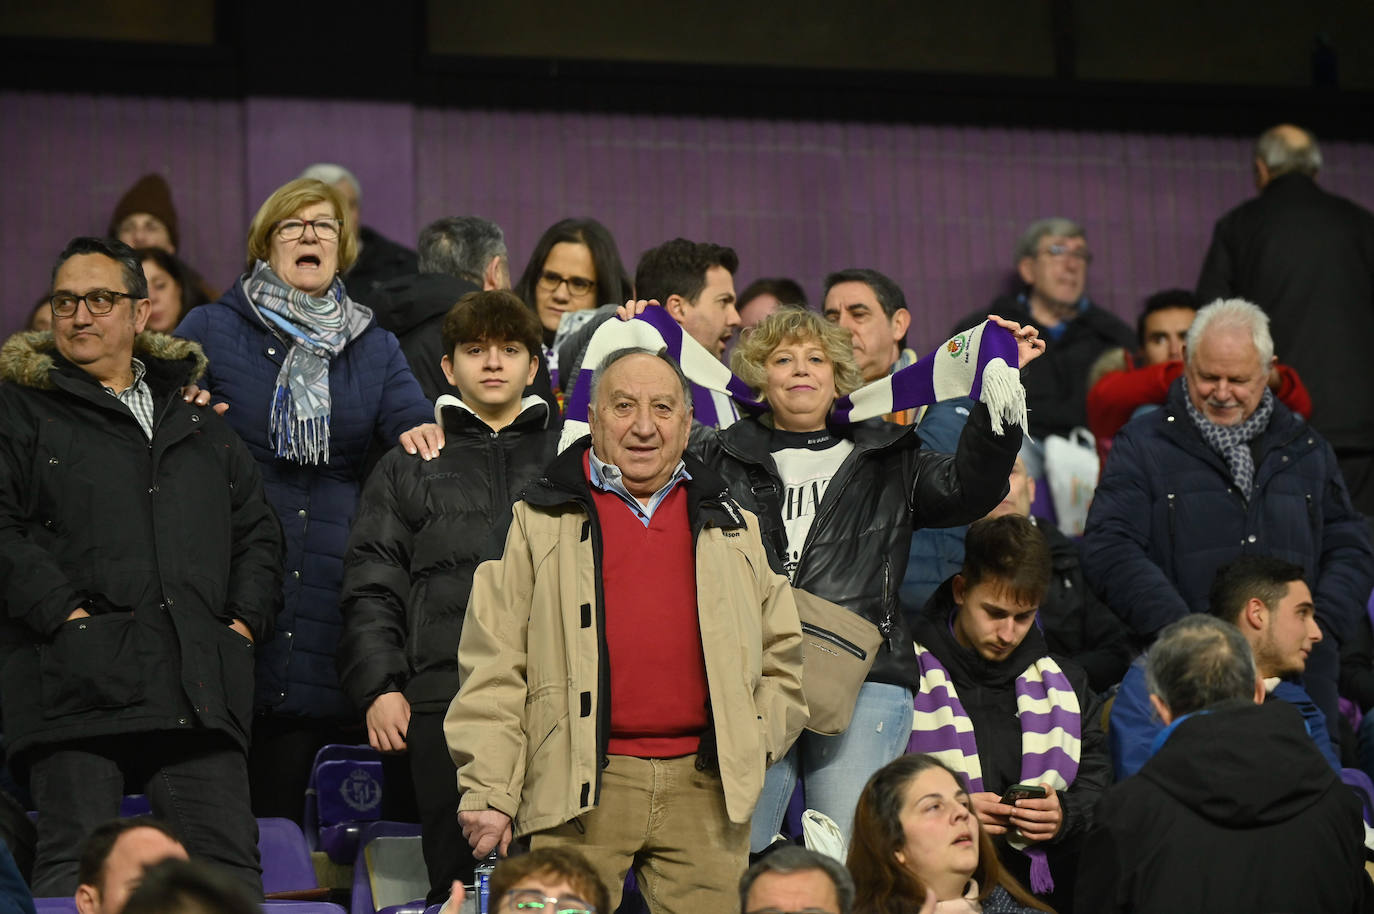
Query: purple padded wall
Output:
[[4, 90, 1374, 352]]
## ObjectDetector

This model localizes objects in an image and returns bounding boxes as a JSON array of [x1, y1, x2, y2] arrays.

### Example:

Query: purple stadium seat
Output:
[[302, 744, 386, 862], [33, 899, 77, 914], [263, 902, 348, 914], [257, 817, 320, 897]]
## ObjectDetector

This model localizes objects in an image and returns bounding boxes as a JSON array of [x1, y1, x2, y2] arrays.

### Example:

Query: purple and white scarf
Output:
[[557, 307, 1026, 451], [908, 642, 1081, 894]]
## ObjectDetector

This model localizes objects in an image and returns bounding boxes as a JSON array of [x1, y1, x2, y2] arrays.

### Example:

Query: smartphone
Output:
[[1000, 783, 1047, 805]]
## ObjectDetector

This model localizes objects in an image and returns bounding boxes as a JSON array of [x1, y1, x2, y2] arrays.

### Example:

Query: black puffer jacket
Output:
[[337, 397, 557, 713], [691, 404, 1020, 689], [0, 331, 283, 764]]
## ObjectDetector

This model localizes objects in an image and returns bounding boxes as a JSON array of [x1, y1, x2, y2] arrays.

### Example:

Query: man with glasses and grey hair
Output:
[[369, 215, 516, 400], [1198, 124, 1374, 518], [1076, 614, 1373, 912], [739, 846, 858, 914], [0, 237, 281, 896], [955, 217, 1135, 439]]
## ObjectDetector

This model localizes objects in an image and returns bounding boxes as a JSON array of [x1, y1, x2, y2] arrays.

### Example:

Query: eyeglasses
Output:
[[503, 889, 597, 914], [274, 218, 342, 242], [48, 289, 137, 318], [537, 270, 596, 297], [1039, 243, 1092, 264]]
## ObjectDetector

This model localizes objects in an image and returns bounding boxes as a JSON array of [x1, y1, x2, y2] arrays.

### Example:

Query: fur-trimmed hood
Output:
[[0, 330, 208, 391]]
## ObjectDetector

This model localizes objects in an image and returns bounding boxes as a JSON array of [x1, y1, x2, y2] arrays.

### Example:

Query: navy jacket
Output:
[[177, 279, 432, 719], [1081, 378, 1373, 644]]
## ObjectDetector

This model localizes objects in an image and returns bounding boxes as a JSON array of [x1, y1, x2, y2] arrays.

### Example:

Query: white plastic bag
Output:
[[801, 808, 847, 862], [1043, 427, 1100, 537]]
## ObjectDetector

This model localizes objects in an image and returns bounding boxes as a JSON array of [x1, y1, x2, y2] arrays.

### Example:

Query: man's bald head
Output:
[[1254, 124, 1322, 189]]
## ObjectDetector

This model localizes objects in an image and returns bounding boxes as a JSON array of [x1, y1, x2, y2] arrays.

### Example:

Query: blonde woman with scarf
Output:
[[177, 178, 441, 820]]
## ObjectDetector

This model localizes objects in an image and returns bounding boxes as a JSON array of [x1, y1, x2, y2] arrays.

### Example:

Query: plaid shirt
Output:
[[103, 358, 155, 439]]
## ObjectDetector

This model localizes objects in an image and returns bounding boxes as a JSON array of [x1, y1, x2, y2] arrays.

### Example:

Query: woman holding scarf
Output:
[[177, 178, 441, 819], [681, 307, 1041, 853]]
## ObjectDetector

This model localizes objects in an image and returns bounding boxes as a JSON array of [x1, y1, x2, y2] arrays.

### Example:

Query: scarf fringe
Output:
[[977, 358, 1027, 437], [1028, 849, 1054, 894], [270, 385, 331, 465]]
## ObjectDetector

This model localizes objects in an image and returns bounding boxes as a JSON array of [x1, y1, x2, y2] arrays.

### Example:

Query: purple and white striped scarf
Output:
[[908, 642, 1081, 895], [557, 306, 1025, 451]]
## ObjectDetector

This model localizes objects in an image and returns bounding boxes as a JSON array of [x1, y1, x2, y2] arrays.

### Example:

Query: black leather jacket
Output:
[[691, 403, 1020, 689]]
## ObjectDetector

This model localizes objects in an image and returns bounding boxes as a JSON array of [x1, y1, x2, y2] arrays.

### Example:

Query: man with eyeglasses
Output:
[[955, 217, 1135, 440], [0, 237, 281, 896]]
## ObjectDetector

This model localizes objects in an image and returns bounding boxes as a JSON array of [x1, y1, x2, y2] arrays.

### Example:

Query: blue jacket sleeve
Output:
[[1109, 656, 1160, 780], [372, 328, 435, 444], [1272, 680, 1341, 772], [1080, 423, 1191, 639]]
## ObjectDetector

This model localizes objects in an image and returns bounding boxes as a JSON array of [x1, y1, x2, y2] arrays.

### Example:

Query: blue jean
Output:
[[749, 681, 914, 852]]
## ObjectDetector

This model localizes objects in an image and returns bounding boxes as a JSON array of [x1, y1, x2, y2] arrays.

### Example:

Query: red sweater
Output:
[[589, 475, 710, 758]]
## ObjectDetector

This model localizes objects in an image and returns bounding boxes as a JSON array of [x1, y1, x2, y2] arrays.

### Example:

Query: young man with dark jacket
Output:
[[910, 515, 1111, 913], [338, 291, 558, 903], [0, 238, 282, 896]]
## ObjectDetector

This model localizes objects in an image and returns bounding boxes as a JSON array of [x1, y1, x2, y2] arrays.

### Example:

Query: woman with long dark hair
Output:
[[849, 754, 1053, 914]]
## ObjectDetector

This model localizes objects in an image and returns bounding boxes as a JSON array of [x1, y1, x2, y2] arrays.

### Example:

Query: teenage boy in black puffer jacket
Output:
[[338, 290, 557, 903]]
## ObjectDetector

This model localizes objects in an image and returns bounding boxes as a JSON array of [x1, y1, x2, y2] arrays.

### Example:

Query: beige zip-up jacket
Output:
[[446, 445, 807, 837]]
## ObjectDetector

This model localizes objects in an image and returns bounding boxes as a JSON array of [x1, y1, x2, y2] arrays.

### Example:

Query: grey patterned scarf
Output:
[[1183, 378, 1275, 497], [245, 260, 372, 464]]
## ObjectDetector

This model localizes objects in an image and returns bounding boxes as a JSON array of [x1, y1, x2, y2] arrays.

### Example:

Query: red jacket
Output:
[[1087, 358, 1311, 465]]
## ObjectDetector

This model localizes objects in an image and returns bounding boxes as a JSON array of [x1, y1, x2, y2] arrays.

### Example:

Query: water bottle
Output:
[[474, 850, 499, 914]]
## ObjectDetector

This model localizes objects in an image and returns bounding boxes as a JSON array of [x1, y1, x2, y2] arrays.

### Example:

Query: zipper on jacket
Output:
[[880, 557, 897, 652], [1166, 493, 1177, 548], [801, 621, 868, 660]]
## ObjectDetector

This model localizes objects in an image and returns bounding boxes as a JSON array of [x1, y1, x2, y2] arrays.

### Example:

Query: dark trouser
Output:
[[248, 715, 415, 823], [28, 731, 260, 897], [406, 710, 473, 904]]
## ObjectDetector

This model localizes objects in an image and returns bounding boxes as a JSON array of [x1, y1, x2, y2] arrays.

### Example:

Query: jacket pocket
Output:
[[218, 624, 256, 735], [39, 612, 143, 717]]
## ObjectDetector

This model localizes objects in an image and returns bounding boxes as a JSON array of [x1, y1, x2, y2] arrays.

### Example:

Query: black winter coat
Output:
[[955, 296, 1134, 440], [1197, 173, 1374, 451], [1034, 519, 1133, 693], [344, 226, 419, 307], [915, 579, 1111, 909], [691, 404, 1020, 690], [1076, 699, 1374, 914], [1081, 378, 1374, 643], [0, 332, 282, 764], [337, 397, 557, 713], [369, 272, 559, 413]]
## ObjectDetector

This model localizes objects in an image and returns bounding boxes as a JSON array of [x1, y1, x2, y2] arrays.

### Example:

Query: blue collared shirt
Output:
[[588, 450, 692, 527]]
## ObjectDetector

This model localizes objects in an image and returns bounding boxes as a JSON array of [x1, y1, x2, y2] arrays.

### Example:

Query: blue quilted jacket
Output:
[[177, 279, 432, 719], [1081, 378, 1373, 644]]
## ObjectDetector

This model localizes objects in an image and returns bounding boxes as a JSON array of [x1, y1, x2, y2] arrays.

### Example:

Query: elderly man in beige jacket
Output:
[[447, 347, 807, 914]]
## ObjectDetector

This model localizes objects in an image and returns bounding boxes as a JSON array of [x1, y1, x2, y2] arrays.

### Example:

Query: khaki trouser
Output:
[[529, 753, 749, 914]]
